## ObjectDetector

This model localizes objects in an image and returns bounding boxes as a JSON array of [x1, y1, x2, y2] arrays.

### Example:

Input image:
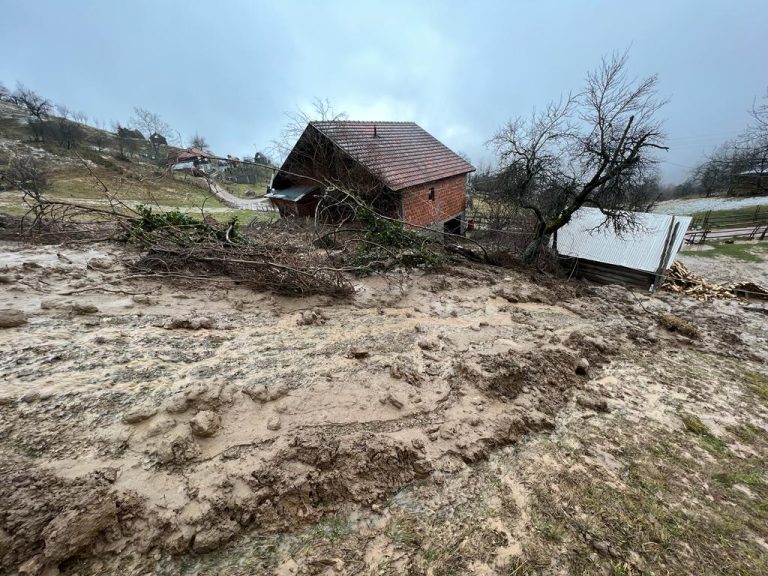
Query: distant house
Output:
[[149, 132, 168, 147], [117, 127, 145, 140], [266, 121, 475, 231], [556, 208, 692, 290], [730, 168, 767, 197], [168, 146, 215, 166]]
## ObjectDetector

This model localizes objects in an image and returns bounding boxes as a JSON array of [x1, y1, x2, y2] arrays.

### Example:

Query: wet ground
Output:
[[1, 240, 767, 575]]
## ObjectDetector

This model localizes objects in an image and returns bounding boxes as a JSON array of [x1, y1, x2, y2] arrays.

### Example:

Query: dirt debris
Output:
[[0, 308, 27, 328], [189, 410, 221, 437], [1, 239, 767, 575]]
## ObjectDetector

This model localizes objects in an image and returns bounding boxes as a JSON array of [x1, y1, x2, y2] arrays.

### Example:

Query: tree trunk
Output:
[[522, 229, 547, 263]]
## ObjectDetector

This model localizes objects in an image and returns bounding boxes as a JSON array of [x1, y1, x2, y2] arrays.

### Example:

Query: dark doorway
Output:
[[443, 217, 462, 236]]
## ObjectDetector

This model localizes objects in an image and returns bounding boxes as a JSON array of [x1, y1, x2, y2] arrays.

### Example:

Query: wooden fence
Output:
[[686, 206, 768, 244]]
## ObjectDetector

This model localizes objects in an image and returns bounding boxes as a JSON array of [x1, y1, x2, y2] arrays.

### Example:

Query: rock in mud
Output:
[[153, 430, 201, 464], [146, 416, 177, 437], [164, 393, 189, 414], [189, 410, 221, 438], [165, 316, 214, 330], [266, 416, 281, 431], [417, 337, 440, 351], [122, 404, 158, 424], [347, 346, 370, 359], [242, 382, 289, 403], [41, 496, 118, 565], [71, 303, 99, 315], [192, 522, 237, 553], [0, 309, 27, 328], [576, 392, 609, 413], [87, 257, 114, 271], [297, 309, 327, 326], [575, 357, 590, 375]]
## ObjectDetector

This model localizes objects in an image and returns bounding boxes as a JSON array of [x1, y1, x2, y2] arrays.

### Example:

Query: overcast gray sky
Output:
[[1, 0, 765, 183]]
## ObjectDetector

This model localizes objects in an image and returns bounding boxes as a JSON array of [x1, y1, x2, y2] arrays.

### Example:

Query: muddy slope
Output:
[[1, 240, 765, 575]]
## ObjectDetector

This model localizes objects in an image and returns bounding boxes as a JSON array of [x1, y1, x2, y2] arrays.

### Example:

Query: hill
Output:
[[0, 101, 274, 223]]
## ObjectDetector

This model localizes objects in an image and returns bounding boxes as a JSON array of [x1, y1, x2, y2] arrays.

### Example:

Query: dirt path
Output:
[[206, 179, 276, 212], [0, 241, 766, 575]]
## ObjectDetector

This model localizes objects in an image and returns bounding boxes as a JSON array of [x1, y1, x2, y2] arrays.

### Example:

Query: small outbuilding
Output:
[[266, 184, 322, 218], [555, 207, 692, 290], [149, 132, 168, 146], [730, 168, 767, 197]]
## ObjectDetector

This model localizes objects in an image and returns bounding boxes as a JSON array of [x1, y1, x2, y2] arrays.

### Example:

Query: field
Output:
[[1, 237, 767, 575]]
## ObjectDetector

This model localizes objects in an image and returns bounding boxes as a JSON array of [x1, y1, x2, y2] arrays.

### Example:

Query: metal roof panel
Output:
[[556, 208, 692, 273]]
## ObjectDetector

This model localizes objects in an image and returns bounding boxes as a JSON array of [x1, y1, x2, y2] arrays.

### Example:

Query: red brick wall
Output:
[[400, 174, 467, 227]]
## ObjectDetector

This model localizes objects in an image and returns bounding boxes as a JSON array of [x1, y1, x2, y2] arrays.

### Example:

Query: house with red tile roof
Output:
[[266, 121, 475, 233]]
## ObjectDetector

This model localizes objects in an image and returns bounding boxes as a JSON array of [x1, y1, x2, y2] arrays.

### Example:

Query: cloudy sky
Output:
[[1, 0, 765, 183]]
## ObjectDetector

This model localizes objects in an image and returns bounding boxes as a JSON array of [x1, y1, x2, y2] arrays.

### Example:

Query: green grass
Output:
[[526, 423, 768, 576], [682, 413, 727, 453], [692, 205, 768, 221], [743, 370, 768, 404], [683, 241, 768, 262], [43, 167, 227, 209]]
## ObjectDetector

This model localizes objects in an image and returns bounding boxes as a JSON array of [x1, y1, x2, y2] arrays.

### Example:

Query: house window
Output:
[[428, 187, 435, 201]]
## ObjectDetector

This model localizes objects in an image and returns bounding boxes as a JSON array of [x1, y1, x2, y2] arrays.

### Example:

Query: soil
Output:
[[1, 240, 767, 575]]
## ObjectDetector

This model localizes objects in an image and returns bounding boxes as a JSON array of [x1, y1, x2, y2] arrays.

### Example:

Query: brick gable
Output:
[[400, 174, 467, 227]]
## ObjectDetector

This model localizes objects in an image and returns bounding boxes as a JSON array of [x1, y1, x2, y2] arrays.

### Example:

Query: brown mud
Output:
[[1, 240, 766, 575]]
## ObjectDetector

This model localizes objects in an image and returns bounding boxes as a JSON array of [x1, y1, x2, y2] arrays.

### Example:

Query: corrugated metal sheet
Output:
[[265, 184, 318, 202], [556, 208, 692, 273]]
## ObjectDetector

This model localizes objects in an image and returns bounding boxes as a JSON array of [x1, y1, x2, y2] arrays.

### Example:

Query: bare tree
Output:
[[490, 52, 667, 261], [11, 84, 53, 142], [0, 82, 9, 101], [190, 132, 209, 150], [131, 107, 171, 159], [742, 88, 768, 192], [112, 121, 137, 159], [683, 88, 768, 198], [0, 152, 49, 200], [72, 110, 88, 125], [50, 104, 84, 150], [271, 97, 347, 163]]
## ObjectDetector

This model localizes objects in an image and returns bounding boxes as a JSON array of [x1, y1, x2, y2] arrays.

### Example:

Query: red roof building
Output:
[[168, 147, 216, 165], [268, 121, 474, 231]]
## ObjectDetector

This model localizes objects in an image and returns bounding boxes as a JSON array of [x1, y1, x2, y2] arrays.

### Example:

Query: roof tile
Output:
[[310, 121, 475, 190]]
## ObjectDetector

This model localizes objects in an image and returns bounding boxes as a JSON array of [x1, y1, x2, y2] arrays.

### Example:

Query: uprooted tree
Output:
[[490, 52, 668, 262]]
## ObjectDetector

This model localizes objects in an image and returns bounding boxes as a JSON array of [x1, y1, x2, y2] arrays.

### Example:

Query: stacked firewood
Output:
[[662, 261, 738, 301]]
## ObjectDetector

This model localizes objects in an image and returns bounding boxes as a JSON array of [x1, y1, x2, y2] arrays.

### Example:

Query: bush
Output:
[[350, 208, 445, 274], [129, 205, 246, 247]]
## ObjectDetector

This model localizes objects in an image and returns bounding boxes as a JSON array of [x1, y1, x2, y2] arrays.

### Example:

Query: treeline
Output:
[[0, 80, 273, 168], [0, 81, 176, 161], [675, 89, 768, 198]]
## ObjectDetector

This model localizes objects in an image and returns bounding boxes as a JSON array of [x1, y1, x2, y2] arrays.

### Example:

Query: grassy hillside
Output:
[[0, 101, 274, 224]]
